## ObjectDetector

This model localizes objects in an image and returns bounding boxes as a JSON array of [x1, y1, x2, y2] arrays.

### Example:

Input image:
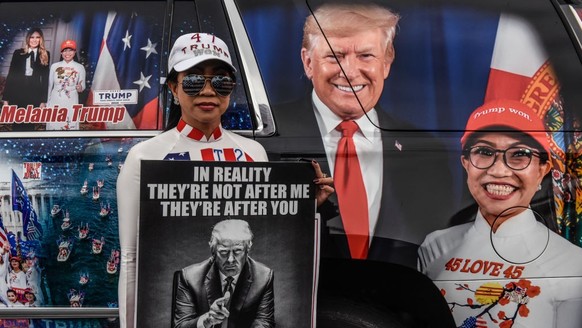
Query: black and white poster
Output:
[[136, 160, 318, 328]]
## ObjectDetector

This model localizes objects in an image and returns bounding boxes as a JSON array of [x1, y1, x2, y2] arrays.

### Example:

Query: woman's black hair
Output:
[[164, 69, 181, 131]]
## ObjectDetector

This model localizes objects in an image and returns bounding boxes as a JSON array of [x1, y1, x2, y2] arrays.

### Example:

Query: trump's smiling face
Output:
[[302, 28, 391, 120]]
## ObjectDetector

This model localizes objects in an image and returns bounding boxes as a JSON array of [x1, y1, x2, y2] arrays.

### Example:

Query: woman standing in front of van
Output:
[[418, 99, 582, 328], [117, 32, 267, 328], [117, 32, 333, 328]]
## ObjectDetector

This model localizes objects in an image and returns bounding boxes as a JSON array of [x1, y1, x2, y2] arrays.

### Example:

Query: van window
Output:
[[0, 1, 167, 131], [172, 0, 260, 132], [0, 0, 270, 134]]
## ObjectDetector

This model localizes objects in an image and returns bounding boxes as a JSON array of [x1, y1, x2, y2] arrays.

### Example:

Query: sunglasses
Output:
[[179, 74, 235, 97]]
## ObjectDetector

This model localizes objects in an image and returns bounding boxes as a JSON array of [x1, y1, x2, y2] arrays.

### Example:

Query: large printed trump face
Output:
[[215, 240, 248, 277], [301, 28, 391, 120]]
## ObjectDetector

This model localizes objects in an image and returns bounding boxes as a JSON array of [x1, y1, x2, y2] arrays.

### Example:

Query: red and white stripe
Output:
[[0, 226, 8, 249], [87, 12, 136, 129], [485, 13, 549, 103]]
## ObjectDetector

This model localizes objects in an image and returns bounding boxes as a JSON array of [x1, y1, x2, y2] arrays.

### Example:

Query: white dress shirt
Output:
[[25, 49, 37, 76], [311, 90, 383, 244], [219, 272, 239, 295]]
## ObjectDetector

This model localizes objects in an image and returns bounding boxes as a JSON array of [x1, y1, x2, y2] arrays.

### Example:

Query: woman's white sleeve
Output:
[[117, 148, 141, 328]]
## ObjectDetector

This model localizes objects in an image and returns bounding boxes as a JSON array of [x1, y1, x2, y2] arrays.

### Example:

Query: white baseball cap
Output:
[[168, 33, 236, 73]]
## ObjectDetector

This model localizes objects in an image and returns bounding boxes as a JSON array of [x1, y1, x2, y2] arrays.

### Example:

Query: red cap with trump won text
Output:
[[461, 99, 551, 155], [61, 39, 76, 51]]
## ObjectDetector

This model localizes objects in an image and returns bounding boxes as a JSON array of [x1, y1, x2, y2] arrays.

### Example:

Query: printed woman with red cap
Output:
[[46, 39, 86, 130], [117, 32, 334, 328], [7, 256, 27, 303], [418, 99, 582, 328]]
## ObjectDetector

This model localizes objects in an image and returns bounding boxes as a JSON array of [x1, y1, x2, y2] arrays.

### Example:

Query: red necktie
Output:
[[334, 120, 369, 259]]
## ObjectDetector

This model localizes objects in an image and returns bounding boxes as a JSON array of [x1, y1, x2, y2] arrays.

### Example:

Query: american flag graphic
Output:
[[87, 10, 162, 129], [0, 214, 8, 249], [11, 170, 43, 241]]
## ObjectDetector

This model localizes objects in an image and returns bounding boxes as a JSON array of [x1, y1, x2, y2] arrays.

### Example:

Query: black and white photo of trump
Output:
[[172, 219, 274, 328]]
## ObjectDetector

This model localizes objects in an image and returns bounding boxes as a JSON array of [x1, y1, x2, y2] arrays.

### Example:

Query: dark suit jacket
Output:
[[3, 48, 50, 107], [173, 257, 275, 328], [262, 94, 457, 268]]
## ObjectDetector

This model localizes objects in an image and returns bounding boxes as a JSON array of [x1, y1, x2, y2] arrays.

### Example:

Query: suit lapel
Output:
[[229, 260, 253, 315], [275, 96, 328, 158], [376, 109, 410, 232], [204, 262, 222, 307]]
